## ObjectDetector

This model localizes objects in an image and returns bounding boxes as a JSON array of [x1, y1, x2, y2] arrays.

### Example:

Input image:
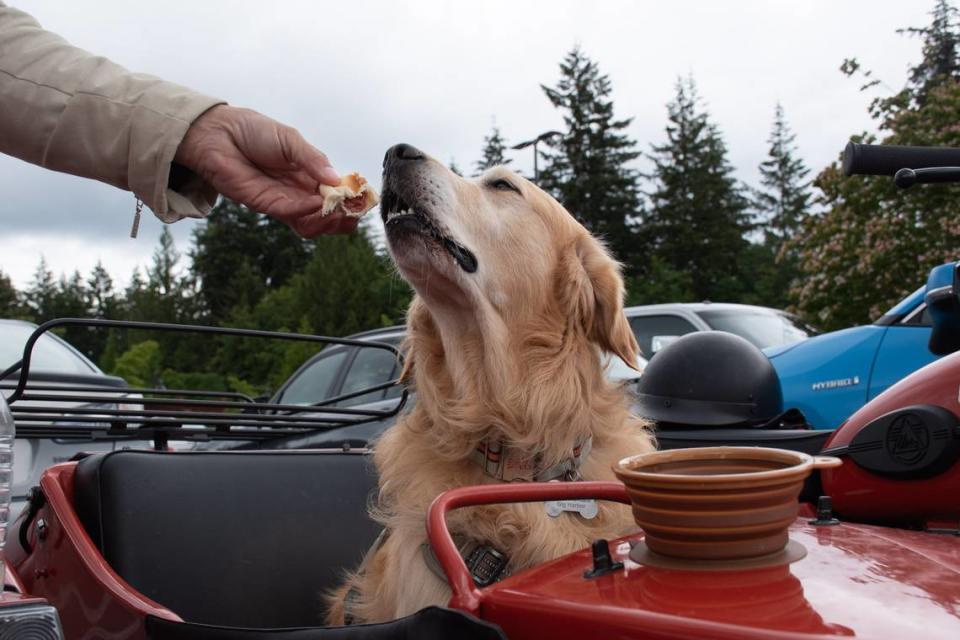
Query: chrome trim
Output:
[[901, 302, 928, 325]]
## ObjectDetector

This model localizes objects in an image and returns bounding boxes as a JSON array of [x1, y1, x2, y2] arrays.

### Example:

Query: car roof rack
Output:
[[1, 318, 408, 450]]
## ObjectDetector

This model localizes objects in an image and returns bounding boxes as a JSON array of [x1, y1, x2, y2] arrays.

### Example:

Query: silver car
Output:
[[624, 302, 817, 357], [1, 319, 141, 520]]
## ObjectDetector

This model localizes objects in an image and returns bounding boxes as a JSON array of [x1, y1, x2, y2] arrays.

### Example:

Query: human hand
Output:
[[175, 105, 358, 238]]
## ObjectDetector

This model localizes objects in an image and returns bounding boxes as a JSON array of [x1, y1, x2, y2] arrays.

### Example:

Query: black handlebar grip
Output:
[[843, 141, 960, 177]]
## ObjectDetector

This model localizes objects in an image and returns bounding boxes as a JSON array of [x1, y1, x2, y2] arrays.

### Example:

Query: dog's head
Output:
[[380, 143, 638, 368]]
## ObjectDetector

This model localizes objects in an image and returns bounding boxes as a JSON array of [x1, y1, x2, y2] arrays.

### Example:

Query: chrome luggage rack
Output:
[[1, 318, 407, 449]]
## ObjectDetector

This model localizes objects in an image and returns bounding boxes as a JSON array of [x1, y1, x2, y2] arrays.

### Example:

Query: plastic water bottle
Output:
[[0, 394, 14, 588]]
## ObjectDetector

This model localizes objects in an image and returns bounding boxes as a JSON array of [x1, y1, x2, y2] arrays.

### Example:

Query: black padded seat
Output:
[[74, 450, 381, 628]]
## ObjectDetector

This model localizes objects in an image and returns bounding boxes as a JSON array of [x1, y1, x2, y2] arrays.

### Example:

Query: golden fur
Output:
[[326, 151, 654, 624]]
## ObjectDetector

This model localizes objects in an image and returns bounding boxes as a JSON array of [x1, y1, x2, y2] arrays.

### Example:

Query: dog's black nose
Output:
[[384, 143, 425, 167]]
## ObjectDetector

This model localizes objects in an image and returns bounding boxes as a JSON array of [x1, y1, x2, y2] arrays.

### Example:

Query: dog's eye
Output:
[[488, 178, 519, 194]]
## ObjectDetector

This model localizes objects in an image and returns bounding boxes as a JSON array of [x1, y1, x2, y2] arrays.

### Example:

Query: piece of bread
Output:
[[318, 172, 379, 218]]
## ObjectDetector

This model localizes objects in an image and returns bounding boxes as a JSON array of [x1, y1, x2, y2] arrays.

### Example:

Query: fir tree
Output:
[[0, 270, 21, 318], [645, 76, 752, 302], [474, 125, 512, 175], [190, 198, 310, 324], [901, 0, 960, 106], [755, 103, 811, 246], [83, 261, 118, 364], [149, 227, 181, 298], [86, 262, 117, 319], [538, 46, 642, 268], [449, 158, 463, 176], [25, 257, 56, 321]]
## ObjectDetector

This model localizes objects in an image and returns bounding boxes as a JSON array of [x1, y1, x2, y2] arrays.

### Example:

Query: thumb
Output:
[[282, 126, 340, 187]]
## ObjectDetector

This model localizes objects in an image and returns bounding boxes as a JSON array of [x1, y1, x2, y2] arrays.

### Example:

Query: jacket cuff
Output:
[[126, 87, 225, 223]]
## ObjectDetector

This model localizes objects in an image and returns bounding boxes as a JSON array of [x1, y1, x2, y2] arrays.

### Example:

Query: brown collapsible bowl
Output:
[[614, 447, 842, 561]]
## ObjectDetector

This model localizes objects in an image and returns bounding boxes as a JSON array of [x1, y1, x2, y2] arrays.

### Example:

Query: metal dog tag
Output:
[[545, 498, 599, 520]]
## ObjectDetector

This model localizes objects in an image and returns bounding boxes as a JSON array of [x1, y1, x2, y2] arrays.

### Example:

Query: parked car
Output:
[[0, 319, 140, 519], [766, 261, 958, 429], [623, 302, 816, 356], [238, 325, 647, 451]]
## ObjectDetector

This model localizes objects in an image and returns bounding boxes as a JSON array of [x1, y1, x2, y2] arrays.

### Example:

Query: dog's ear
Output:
[[560, 234, 640, 368]]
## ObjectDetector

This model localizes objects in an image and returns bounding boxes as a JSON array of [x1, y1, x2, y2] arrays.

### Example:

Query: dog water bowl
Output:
[[614, 447, 842, 562]]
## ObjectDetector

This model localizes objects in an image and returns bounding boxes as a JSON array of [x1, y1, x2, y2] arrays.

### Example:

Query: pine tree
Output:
[[0, 270, 21, 318], [538, 46, 642, 268], [755, 103, 811, 246], [449, 158, 463, 176], [644, 76, 752, 302], [190, 198, 311, 324], [149, 227, 181, 298], [901, 0, 960, 106], [83, 262, 118, 364], [86, 262, 117, 319], [474, 125, 512, 175], [25, 257, 56, 321]]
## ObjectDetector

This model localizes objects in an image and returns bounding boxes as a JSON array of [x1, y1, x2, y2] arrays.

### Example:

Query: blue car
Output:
[[765, 262, 957, 429]]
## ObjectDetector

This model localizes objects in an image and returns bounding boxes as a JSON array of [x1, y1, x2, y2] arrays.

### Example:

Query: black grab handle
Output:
[[843, 141, 960, 177]]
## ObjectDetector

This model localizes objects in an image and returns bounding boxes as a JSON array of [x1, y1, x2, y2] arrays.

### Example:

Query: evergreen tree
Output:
[[449, 158, 463, 176], [901, 0, 960, 106], [215, 229, 412, 388], [86, 261, 117, 320], [538, 46, 642, 268], [25, 257, 56, 321], [149, 227, 181, 299], [792, 0, 960, 330], [755, 104, 811, 245], [0, 270, 22, 318], [82, 262, 119, 366], [474, 125, 512, 175], [190, 198, 311, 324], [644, 76, 752, 302]]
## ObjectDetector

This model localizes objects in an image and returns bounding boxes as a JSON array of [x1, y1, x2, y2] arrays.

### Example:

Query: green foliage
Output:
[[474, 125, 512, 175], [754, 104, 812, 246], [791, 1, 960, 330], [539, 46, 643, 269], [0, 269, 24, 318], [110, 340, 162, 388], [190, 199, 310, 323], [644, 76, 753, 302], [625, 256, 695, 306]]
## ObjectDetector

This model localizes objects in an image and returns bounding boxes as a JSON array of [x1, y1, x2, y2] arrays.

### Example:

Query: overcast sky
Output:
[[0, 0, 936, 289]]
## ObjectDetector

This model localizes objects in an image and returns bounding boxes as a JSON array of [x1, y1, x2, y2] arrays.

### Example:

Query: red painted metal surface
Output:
[[428, 482, 960, 640], [0, 589, 49, 608], [5, 462, 181, 640], [426, 481, 631, 614], [823, 352, 960, 523], [4, 558, 26, 593]]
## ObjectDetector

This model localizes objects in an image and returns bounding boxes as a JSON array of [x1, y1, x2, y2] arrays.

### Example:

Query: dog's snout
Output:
[[384, 144, 425, 167]]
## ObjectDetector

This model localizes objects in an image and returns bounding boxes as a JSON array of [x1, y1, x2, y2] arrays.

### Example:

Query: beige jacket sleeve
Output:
[[0, 2, 226, 223]]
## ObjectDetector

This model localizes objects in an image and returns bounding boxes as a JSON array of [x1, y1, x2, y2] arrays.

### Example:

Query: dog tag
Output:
[[545, 498, 598, 520]]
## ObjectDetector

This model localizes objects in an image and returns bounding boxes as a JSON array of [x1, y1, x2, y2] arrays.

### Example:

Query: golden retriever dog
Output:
[[327, 143, 654, 624]]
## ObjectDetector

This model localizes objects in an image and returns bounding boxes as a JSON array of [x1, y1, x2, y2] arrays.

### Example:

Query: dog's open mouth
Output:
[[380, 188, 478, 273]]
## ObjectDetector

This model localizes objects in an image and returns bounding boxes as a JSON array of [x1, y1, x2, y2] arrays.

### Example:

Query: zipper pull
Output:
[[130, 198, 143, 238]]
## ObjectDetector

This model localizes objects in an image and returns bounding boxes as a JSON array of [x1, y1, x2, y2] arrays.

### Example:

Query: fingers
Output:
[[279, 126, 341, 187], [262, 194, 329, 220], [260, 193, 360, 238]]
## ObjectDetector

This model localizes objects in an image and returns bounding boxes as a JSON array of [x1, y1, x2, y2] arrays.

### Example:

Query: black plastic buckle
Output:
[[464, 545, 510, 587]]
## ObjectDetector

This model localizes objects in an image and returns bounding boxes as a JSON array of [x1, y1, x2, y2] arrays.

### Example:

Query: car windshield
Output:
[[695, 309, 816, 350], [0, 322, 98, 375]]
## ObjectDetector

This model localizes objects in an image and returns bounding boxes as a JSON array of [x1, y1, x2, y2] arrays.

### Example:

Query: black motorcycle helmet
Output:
[[635, 331, 784, 427]]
